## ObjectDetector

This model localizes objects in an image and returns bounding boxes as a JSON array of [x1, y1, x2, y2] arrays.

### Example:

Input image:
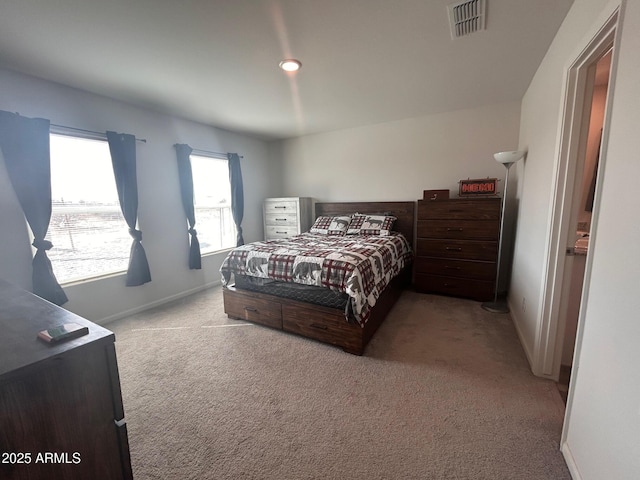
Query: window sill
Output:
[[60, 269, 127, 288]]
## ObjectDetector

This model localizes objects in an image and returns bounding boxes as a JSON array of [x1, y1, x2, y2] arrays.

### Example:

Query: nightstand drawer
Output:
[[416, 239, 497, 261], [417, 219, 499, 240], [264, 201, 298, 214], [414, 274, 494, 301], [414, 257, 496, 280]]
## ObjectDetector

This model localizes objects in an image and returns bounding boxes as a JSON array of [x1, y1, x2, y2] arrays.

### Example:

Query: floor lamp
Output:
[[481, 150, 526, 313]]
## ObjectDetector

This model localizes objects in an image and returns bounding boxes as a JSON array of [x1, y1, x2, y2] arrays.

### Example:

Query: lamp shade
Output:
[[494, 150, 526, 164]]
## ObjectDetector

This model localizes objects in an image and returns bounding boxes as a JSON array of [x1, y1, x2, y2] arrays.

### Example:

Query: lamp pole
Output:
[[482, 162, 513, 313], [482, 151, 525, 313]]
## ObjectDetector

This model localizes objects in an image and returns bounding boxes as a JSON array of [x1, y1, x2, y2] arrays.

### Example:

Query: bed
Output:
[[220, 201, 415, 355]]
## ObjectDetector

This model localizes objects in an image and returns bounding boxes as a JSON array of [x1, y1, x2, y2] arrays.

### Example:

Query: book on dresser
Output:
[[263, 197, 313, 241], [413, 197, 501, 301]]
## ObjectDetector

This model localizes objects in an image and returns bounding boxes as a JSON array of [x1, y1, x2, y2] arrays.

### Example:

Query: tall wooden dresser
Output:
[[263, 197, 313, 240], [414, 198, 501, 301], [0, 279, 132, 480]]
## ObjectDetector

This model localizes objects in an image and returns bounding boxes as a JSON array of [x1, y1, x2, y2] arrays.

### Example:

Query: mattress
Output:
[[220, 232, 413, 326], [234, 275, 349, 310]]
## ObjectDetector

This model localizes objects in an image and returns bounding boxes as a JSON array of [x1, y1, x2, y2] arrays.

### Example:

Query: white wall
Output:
[[0, 68, 278, 324], [272, 102, 521, 203], [271, 102, 522, 291], [513, 0, 640, 477]]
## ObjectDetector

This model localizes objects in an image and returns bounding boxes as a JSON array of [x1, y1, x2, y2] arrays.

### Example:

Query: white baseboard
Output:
[[97, 280, 222, 325], [507, 296, 537, 374], [562, 441, 582, 480]]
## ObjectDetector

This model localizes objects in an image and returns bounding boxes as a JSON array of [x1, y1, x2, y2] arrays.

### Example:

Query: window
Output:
[[189, 155, 235, 253], [47, 134, 130, 283]]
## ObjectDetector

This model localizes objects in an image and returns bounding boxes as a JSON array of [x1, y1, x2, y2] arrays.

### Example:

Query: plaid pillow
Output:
[[347, 214, 396, 236], [346, 214, 365, 235], [310, 215, 352, 235]]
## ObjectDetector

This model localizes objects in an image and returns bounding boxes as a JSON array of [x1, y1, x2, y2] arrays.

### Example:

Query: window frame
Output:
[[188, 153, 236, 255], [47, 130, 131, 285]]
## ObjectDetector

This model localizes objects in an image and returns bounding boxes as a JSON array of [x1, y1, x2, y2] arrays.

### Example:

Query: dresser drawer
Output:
[[282, 304, 359, 350], [264, 213, 298, 227], [264, 200, 298, 214], [414, 274, 494, 301], [223, 288, 283, 329], [414, 257, 496, 281], [417, 199, 500, 220], [416, 239, 497, 261], [417, 219, 499, 240], [265, 225, 299, 239]]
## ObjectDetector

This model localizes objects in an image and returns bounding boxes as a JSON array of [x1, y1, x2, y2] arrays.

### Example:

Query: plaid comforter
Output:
[[220, 232, 413, 326]]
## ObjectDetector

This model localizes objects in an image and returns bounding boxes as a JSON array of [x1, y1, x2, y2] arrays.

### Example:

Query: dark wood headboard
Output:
[[315, 201, 415, 248]]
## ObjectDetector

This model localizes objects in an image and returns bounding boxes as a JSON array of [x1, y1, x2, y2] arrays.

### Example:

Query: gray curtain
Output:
[[0, 111, 68, 305], [227, 153, 244, 246], [107, 131, 151, 286], [174, 144, 201, 269]]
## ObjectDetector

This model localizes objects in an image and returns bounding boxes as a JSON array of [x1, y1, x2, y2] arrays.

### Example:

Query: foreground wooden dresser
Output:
[[414, 198, 500, 301], [0, 279, 132, 480]]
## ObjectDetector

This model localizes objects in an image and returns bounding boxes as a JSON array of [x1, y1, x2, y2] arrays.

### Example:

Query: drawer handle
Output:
[[275, 218, 288, 221], [447, 227, 463, 231], [274, 206, 287, 209], [444, 266, 461, 270], [445, 247, 462, 251], [244, 307, 258, 313], [276, 231, 288, 234], [310, 323, 328, 330]]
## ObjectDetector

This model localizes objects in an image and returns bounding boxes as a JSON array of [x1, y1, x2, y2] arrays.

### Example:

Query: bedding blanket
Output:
[[220, 232, 413, 327]]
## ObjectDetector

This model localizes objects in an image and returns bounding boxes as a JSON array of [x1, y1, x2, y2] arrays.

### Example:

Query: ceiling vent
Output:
[[448, 0, 486, 39]]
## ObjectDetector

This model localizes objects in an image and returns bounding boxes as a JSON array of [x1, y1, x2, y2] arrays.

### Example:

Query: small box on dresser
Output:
[[263, 197, 312, 241], [414, 197, 501, 301]]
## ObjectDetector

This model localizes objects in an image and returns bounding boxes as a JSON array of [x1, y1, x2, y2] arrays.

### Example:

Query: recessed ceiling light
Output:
[[279, 59, 302, 72]]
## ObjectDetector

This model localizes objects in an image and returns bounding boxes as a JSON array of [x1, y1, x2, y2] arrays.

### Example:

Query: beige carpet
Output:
[[109, 287, 571, 480]]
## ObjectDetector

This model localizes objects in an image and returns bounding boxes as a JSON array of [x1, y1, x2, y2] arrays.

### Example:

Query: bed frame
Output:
[[222, 201, 415, 355]]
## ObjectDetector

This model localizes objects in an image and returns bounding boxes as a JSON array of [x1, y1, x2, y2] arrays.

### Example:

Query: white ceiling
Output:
[[0, 0, 574, 141]]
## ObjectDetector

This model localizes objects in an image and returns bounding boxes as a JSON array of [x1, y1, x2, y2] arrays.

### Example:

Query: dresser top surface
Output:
[[264, 197, 311, 202], [418, 197, 501, 204], [0, 279, 114, 378]]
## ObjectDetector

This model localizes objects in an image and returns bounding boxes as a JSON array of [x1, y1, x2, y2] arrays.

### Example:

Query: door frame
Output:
[[536, 6, 620, 380]]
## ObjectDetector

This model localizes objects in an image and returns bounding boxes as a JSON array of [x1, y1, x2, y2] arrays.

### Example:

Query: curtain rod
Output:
[[190, 147, 243, 159], [50, 123, 147, 143]]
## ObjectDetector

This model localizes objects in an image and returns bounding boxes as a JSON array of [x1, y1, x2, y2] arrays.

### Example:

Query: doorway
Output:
[[556, 50, 612, 403], [537, 8, 619, 387]]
